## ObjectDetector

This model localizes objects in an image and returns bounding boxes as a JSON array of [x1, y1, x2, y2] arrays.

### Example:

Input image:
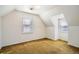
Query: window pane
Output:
[[23, 26, 32, 33], [22, 16, 32, 33]]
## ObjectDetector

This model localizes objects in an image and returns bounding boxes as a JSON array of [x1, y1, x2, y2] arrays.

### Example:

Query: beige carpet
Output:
[[0, 38, 79, 54]]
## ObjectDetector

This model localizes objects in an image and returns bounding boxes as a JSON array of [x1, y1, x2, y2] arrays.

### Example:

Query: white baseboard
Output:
[[68, 42, 79, 48]]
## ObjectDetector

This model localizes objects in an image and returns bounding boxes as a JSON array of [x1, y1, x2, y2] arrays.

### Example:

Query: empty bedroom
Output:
[[0, 5, 79, 54]]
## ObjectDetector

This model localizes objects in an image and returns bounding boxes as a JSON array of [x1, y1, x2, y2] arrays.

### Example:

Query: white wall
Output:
[[46, 25, 69, 41], [59, 31, 68, 41], [51, 15, 59, 40], [68, 26, 79, 47], [46, 27, 54, 39], [0, 17, 2, 49], [46, 26, 68, 41], [2, 10, 46, 47], [51, 13, 69, 41]]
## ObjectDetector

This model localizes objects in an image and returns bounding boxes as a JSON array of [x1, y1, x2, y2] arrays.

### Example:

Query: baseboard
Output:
[[68, 42, 79, 48], [46, 38, 68, 43], [2, 38, 68, 48], [2, 38, 49, 48], [57, 39, 68, 43]]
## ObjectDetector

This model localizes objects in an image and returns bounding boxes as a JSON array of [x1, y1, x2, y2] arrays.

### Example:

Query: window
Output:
[[59, 25, 68, 32], [22, 16, 32, 33], [58, 15, 68, 32]]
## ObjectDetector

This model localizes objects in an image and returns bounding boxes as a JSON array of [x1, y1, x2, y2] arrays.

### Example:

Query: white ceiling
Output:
[[0, 5, 56, 16], [0, 5, 79, 26]]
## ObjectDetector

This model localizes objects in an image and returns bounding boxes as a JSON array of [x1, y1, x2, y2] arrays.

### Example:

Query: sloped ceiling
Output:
[[0, 5, 16, 16], [0, 5, 79, 26], [58, 5, 79, 26]]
